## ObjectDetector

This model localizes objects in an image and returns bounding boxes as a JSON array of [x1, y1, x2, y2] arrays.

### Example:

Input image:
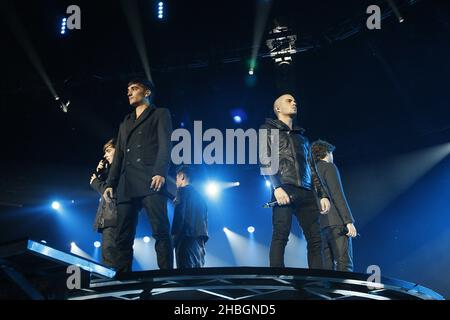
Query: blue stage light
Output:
[[247, 226, 255, 233], [223, 227, 229, 232], [233, 115, 242, 123], [143, 236, 151, 243], [51, 201, 61, 210], [230, 109, 247, 124], [94, 241, 101, 248], [205, 182, 220, 198], [265, 180, 271, 188]]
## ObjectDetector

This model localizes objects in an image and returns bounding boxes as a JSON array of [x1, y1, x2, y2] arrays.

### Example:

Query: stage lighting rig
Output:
[[55, 96, 70, 113], [266, 25, 297, 66]]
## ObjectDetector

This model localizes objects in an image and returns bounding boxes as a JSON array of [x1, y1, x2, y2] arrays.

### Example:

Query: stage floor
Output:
[[0, 239, 444, 300]]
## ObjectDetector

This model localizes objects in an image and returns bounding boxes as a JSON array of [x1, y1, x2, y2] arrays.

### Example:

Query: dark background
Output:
[[0, 0, 449, 298]]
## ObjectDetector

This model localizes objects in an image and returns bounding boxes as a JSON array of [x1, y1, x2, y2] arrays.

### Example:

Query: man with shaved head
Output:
[[260, 93, 331, 269]]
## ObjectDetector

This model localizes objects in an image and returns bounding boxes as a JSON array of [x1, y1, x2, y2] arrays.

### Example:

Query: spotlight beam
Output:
[[120, 0, 153, 82], [2, 2, 58, 99], [70, 243, 94, 260], [386, 0, 405, 23], [223, 228, 268, 266], [250, 0, 273, 73]]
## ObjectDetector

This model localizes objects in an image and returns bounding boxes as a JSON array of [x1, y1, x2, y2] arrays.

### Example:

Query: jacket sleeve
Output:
[[307, 143, 329, 199], [259, 124, 282, 189], [90, 176, 109, 195], [172, 187, 187, 237], [106, 123, 124, 189], [323, 163, 355, 224], [153, 108, 173, 178]]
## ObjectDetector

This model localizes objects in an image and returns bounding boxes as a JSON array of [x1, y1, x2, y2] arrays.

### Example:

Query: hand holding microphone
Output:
[[263, 187, 293, 208]]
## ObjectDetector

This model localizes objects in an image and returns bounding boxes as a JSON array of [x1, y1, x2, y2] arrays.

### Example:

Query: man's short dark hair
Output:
[[311, 139, 336, 161], [176, 165, 195, 182], [127, 78, 156, 100]]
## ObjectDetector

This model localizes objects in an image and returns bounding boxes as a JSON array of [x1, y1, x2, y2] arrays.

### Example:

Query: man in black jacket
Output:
[[311, 140, 356, 272], [103, 78, 173, 272], [89, 138, 118, 268], [260, 93, 330, 269], [172, 166, 208, 269]]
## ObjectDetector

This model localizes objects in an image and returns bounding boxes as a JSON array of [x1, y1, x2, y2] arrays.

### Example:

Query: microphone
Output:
[[95, 158, 110, 180], [263, 200, 279, 208], [263, 194, 295, 208], [342, 226, 361, 237]]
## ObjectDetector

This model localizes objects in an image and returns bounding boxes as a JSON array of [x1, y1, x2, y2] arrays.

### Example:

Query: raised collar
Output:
[[265, 118, 305, 134]]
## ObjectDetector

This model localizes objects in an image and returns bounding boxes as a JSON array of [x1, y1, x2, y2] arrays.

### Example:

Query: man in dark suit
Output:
[[172, 166, 208, 269], [311, 139, 357, 272], [103, 78, 173, 272]]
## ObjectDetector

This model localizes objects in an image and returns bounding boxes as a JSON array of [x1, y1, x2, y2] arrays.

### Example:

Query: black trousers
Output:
[[270, 185, 322, 269], [115, 193, 173, 272], [100, 226, 117, 268], [321, 226, 353, 272], [174, 237, 206, 269]]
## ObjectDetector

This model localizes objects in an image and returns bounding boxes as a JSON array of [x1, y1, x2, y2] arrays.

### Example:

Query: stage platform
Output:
[[0, 239, 444, 300]]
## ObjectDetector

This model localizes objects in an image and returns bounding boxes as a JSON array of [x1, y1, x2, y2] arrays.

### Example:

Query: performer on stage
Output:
[[311, 139, 356, 272], [172, 166, 208, 268], [89, 138, 118, 268], [260, 93, 330, 269], [103, 78, 173, 272]]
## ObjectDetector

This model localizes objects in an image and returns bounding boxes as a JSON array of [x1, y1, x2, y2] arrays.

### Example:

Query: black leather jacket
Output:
[[260, 118, 328, 199]]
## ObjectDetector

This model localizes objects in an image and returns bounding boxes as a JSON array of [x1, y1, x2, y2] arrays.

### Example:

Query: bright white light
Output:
[[248, 69, 254, 75], [63, 18, 67, 22], [94, 241, 101, 248], [223, 227, 229, 232], [51, 201, 61, 210], [157, 1, 164, 19], [40, 240, 47, 244], [143, 236, 151, 243], [205, 182, 219, 198], [71, 242, 76, 247], [265, 180, 271, 188], [247, 226, 255, 233], [233, 115, 242, 123]]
